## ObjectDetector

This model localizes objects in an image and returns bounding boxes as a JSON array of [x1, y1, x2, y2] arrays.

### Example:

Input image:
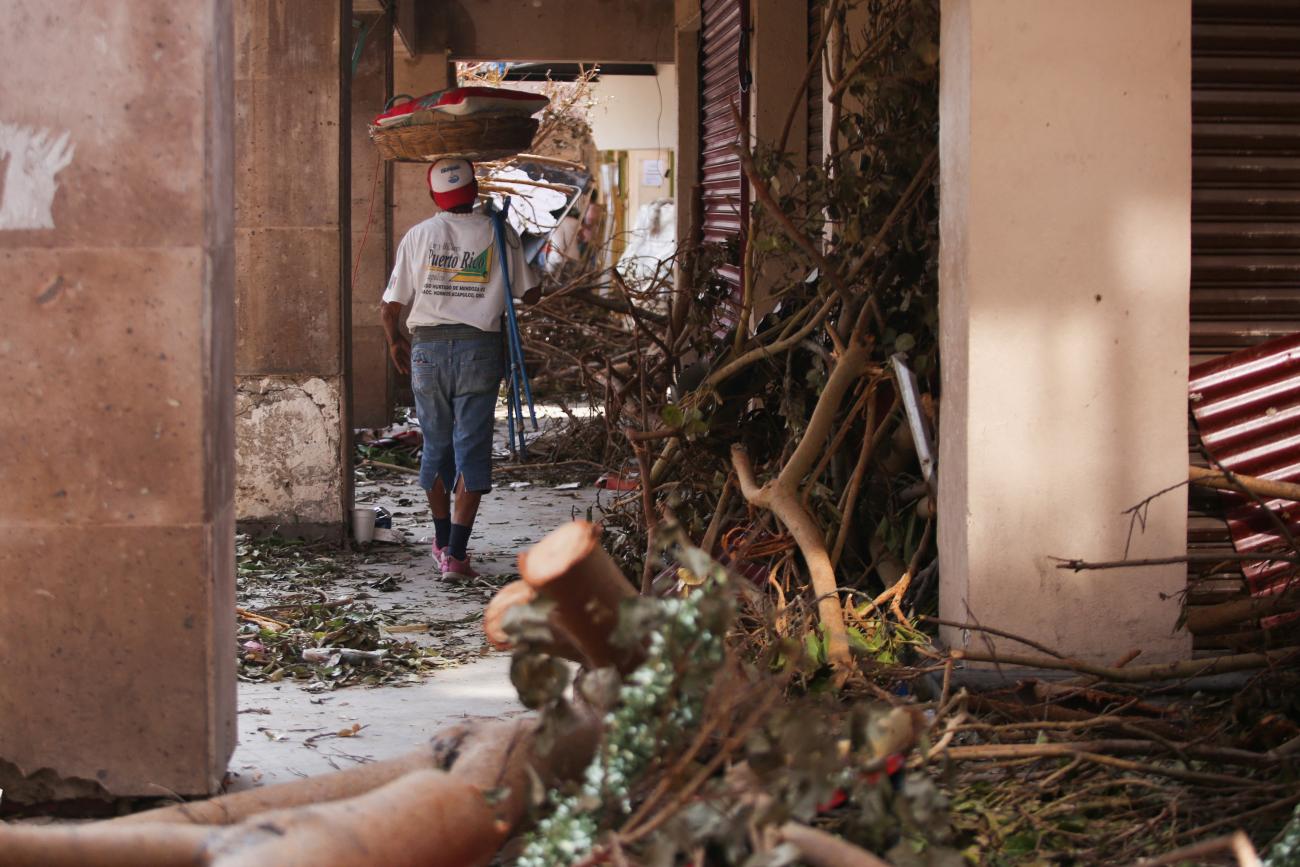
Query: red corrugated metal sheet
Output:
[[1189, 331, 1300, 596]]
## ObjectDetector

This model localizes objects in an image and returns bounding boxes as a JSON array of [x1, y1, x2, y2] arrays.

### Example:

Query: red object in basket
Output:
[[373, 87, 549, 127]]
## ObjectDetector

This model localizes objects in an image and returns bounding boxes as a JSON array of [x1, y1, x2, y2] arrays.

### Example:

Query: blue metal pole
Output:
[[505, 366, 518, 458], [491, 199, 529, 456], [492, 198, 539, 433]]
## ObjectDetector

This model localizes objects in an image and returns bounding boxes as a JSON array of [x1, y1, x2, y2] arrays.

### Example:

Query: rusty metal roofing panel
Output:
[[1189, 332, 1300, 595]]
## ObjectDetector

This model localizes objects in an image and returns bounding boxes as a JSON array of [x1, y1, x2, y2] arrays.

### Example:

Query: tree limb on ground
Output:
[[950, 647, 1298, 683], [730, 341, 873, 674]]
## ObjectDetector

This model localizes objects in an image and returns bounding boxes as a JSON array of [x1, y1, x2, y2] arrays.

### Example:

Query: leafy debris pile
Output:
[[235, 535, 462, 689], [502, 526, 1300, 865], [505, 527, 966, 867]]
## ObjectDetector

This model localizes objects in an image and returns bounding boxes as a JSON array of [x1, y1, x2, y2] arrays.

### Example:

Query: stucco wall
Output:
[[937, 0, 1192, 663], [235, 377, 344, 523], [0, 0, 236, 798]]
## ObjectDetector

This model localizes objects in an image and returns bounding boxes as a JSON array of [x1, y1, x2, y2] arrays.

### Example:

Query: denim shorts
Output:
[[410, 329, 503, 494]]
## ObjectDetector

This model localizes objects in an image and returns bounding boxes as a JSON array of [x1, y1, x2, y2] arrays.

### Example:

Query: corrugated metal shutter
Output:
[[1187, 0, 1300, 650], [808, 0, 824, 168], [698, 0, 749, 296]]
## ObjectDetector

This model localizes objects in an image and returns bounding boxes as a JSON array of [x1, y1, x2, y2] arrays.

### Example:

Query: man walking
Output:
[[381, 158, 539, 579]]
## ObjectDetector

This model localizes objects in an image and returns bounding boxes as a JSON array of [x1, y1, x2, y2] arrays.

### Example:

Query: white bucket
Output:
[[351, 506, 377, 543]]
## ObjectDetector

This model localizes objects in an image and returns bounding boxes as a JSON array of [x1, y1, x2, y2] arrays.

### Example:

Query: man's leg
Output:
[[426, 478, 451, 552], [446, 476, 483, 563], [444, 336, 503, 572], [411, 340, 456, 558]]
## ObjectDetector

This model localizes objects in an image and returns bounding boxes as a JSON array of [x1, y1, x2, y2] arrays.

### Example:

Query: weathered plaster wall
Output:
[[234, 0, 350, 534], [235, 377, 344, 522], [937, 0, 1192, 663], [588, 67, 678, 152], [0, 0, 236, 797]]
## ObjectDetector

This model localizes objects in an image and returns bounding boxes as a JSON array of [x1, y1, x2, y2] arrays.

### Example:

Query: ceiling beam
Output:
[[420, 0, 673, 63]]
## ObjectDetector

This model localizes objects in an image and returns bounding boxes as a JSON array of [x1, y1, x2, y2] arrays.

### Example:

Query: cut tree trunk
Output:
[[518, 520, 639, 671]]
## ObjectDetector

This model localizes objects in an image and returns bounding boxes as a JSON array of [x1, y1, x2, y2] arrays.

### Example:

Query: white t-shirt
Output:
[[383, 211, 537, 332]]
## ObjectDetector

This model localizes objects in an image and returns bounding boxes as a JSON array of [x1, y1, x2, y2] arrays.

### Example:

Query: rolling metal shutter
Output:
[[1192, 0, 1300, 363], [1187, 0, 1300, 649], [808, 0, 824, 168], [698, 0, 749, 296]]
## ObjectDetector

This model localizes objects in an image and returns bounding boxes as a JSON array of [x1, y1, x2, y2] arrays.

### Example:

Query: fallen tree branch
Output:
[[1190, 465, 1300, 504], [939, 739, 1289, 770], [0, 824, 214, 867], [1131, 832, 1261, 867], [919, 616, 1067, 659], [108, 741, 449, 826], [358, 459, 419, 476], [1186, 587, 1300, 634], [9, 711, 597, 867], [735, 141, 848, 304], [518, 520, 639, 671], [1052, 552, 1300, 571], [567, 288, 669, 325], [702, 290, 842, 391], [729, 342, 872, 674], [950, 647, 1298, 683], [482, 579, 589, 665], [778, 822, 896, 867]]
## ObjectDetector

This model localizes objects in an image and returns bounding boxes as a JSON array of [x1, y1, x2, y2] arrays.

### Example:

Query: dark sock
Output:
[[433, 516, 451, 549], [448, 522, 472, 561]]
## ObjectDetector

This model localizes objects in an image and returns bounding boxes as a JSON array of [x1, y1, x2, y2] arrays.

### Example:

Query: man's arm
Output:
[[381, 301, 410, 375]]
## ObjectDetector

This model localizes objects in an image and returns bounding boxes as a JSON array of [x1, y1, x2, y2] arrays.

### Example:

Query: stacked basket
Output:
[[369, 88, 545, 163]]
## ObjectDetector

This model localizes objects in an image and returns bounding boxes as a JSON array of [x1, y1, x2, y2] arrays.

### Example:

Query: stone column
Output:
[[234, 0, 352, 536], [749, 0, 808, 322], [673, 0, 701, 258], [351, 13, 392, 429], [937, 0, 1192, 663], [0, 0, 236, 798]]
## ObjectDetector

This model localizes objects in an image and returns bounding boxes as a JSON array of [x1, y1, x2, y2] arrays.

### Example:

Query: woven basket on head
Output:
[[369, 112, 540, 162]]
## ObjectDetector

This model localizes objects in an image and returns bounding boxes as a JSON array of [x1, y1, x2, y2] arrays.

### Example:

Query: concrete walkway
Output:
[[227, 409, 607, 791]]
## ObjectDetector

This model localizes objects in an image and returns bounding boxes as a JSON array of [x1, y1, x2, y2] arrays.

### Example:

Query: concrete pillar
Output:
[[351, 14, 392, 429], [749, 0, 809, 321], [750, 0, 807, 170], [234, 0, 352, 536], [0, 0, 235, 798], [937, 0, 1192, 664], [673, 0, 701, 259]]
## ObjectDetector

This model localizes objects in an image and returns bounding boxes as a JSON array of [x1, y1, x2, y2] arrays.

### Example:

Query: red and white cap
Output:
[[427, 158, 478, 210]]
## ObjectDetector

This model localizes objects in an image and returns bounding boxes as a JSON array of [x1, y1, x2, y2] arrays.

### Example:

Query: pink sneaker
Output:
[[431, 539, 446, 566], [441, 552, 478, 580]]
